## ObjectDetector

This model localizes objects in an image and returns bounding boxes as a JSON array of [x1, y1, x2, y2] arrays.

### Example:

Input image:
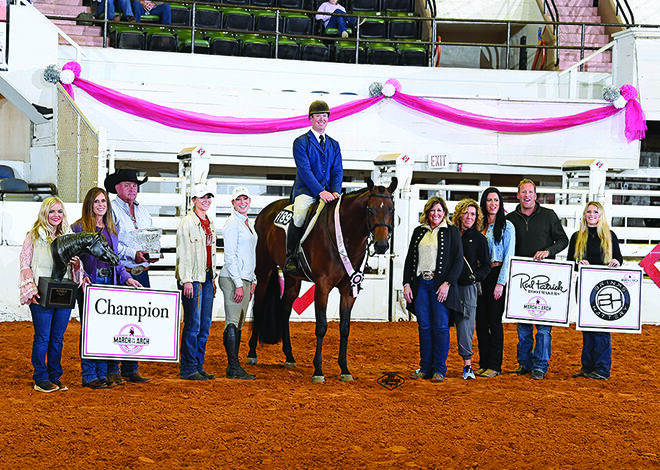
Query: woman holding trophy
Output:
[[19, 197, 83, 393], [72, 187, 142, 389]]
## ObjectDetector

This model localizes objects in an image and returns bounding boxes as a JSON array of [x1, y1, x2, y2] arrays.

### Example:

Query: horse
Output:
[[50, 231, 120, 281], [246, 177, 397, 382]]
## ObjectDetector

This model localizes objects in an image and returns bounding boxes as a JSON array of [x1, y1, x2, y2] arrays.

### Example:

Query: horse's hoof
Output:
[[340, 374, 354, 382], [284, 361, 297, 369], [312, 375, 325, 383], [245, 357, 257, 365]]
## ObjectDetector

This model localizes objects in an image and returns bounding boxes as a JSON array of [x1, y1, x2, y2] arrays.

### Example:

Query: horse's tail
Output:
[[251, 269, 284, 345]]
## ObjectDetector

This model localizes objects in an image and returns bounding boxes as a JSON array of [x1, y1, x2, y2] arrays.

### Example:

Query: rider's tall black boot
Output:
[[284, 224, 303, 274], [224, 324, 256, 380]]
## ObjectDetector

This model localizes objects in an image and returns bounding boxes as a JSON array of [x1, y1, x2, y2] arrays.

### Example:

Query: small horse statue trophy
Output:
[[38, 231, 120, 308]]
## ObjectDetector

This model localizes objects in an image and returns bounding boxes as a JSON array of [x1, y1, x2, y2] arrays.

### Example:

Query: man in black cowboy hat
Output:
[[285, 100, 343, 274], [103, 169, 157, 384]]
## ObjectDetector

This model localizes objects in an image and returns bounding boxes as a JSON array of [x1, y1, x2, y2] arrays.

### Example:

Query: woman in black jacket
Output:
[[452, 199, 491, 380], [403, 196, 463, 382]]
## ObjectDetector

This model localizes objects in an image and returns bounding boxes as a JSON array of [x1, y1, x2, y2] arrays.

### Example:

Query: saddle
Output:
[[274, 200, 326, 279]]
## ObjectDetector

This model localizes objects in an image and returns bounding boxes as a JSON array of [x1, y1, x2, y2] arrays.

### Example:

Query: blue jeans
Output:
[[179, 271, 214, 377], [96, 0, 133, 18], [107, 270, 150, 376], [81, 275, 110, 383], [326, 14, 356, 34], [132, 1, 172, 24], [517, 323, 552, 373], [29, 303, 72, 384], [581, 331, 611, 378], [415, 278, 450, 376]]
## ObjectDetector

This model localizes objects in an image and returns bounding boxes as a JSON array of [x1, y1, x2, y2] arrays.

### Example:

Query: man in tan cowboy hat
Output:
[[284, 100, 344, 274], [103, 168, 157, 384]]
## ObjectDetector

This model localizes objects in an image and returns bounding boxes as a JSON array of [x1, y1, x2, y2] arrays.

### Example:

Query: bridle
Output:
[[366, 192, 395, 235]]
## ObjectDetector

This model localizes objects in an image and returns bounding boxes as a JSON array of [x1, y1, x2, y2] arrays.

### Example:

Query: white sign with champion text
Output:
[[577, 266, 642, 333], [81, 284, 180, 362], [504, 257, 573, 326]]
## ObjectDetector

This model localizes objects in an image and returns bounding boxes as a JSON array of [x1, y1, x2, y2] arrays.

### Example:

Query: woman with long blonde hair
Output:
[[567, 201, 622, 380], [19, 197, 80, 393]]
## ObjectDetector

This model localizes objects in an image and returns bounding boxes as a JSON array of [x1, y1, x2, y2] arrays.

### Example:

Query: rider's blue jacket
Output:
[[291, 130, 343, 199]]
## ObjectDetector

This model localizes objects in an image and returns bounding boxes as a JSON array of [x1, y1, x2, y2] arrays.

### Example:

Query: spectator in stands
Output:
[[175, 183, 218, 381], [285, 100, 343, 275], [506, 178, 568, 380], [103, 169, 158, 384], [403, 196, 463, 382], [475, 187, 515, 378], [316, 0, 355, 38], [96, 0, 171, 24], [130, 0, 172, 25], [95, 0, 133, 21], [19, 197, 84, 393], [452, 199, 490, 381], [219, 186, 257, 380], [72, 187, 142, 389], [567, 201, 622, 380]]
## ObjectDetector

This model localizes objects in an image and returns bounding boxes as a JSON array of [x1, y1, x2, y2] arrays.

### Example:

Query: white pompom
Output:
[[60, 69, 75, 85], [613, 96, 627, 109], [382, 83, 396, 98]]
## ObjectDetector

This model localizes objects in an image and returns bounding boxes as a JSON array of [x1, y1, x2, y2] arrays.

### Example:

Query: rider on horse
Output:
[[284, 100, 344, 274]]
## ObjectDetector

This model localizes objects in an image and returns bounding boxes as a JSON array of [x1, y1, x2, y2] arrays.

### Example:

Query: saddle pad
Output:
[[273, 201, 326, 244]]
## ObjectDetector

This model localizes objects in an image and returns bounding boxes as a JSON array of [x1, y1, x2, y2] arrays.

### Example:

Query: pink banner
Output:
[[66, 67, 646, 142]]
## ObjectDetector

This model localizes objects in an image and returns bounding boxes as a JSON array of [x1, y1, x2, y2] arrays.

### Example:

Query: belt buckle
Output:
[[131, 266, 145, 276], [422, 271, 434, 281]]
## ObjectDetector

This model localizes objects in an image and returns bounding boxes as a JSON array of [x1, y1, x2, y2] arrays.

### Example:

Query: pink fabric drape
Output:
[[74, 78, 383, 133], [68, 75, 646, 142]]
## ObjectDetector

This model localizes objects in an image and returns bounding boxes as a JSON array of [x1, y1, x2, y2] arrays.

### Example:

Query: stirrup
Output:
[[284, 255, 299, 274]]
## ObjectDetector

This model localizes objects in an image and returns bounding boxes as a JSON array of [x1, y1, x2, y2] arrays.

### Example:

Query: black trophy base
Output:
[[38, 277, 78, 309]]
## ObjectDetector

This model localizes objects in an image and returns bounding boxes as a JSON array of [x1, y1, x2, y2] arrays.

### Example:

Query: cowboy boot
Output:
[[224, 324, 256, 380], [284, 224, 303, 274]]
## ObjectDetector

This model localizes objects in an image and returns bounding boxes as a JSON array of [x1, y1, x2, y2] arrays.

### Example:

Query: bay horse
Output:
[[51, 231, 120, 281], [246, 177, 397, 382]]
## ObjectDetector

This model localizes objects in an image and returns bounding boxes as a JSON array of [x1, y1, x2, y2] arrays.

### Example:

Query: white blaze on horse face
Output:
[[48, 203, 64, 227]]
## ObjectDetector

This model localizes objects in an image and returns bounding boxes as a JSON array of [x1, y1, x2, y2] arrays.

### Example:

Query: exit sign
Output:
[[428, 154, 448, 169]]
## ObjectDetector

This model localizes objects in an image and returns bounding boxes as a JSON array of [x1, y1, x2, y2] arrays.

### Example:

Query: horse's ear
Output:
[[365, 177, 374, 192], [388, 177, 398, 194]]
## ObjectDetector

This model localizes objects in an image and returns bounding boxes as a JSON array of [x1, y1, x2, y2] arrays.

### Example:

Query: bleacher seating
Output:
[[73, 0, 429, 66]]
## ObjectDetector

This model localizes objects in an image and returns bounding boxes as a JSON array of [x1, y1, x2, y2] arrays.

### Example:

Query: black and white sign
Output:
[[504, 257, 573, 326], [81, 284, 181, 362], [577, 266, 642, 333]]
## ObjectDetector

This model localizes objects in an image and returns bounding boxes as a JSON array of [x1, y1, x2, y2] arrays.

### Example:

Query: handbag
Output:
[[463, 256, 483, 296]]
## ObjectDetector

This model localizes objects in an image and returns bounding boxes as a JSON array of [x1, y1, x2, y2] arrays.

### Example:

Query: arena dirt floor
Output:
[[1, 319, 660, 469]]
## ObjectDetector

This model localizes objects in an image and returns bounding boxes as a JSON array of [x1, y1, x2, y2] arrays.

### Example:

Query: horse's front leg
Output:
[[281, 275, 301, 367], [312, 286, 330, 383], [337, 288, 357, 381]]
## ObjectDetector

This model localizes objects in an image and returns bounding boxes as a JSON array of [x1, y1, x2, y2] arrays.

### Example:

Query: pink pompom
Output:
[[62, 61, 82, 79], [385, 78, 402, 93], [620, 84, 637, 102]]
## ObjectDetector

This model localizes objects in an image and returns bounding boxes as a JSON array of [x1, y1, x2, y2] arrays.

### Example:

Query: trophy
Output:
[[38, 231, 119, 309], [134, 228, 163, 260]]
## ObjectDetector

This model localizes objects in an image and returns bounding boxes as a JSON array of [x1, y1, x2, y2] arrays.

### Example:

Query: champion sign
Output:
[[81, 284, 181, 362]]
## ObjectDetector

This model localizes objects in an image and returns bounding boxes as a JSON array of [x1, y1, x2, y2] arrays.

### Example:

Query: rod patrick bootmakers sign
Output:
[[81, 285, 180, 362], [504, 257, 573, 326], [577, 266, 642, 333]]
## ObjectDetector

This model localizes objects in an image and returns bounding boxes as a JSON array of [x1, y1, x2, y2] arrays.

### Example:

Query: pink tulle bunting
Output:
[[66, 71, 647, 143], [620, 85, 647, 142], [60, 61, 81, 100]]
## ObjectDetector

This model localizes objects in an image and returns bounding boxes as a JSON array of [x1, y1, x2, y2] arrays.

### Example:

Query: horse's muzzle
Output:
[[373, 239, 389, 254], [104, 252, 120, 267]]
